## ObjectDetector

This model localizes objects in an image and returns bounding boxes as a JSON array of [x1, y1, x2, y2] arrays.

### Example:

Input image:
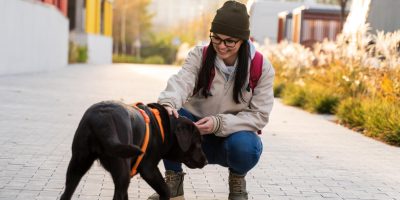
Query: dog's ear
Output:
[[175, 117, 196, 152]]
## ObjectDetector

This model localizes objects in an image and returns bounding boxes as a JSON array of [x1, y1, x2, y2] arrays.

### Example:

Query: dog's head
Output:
[[147, 103, 207, 169], [170, 116, 207, 169]]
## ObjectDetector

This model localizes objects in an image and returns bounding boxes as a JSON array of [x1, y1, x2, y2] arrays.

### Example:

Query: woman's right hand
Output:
[[164, 105, 179, 118]]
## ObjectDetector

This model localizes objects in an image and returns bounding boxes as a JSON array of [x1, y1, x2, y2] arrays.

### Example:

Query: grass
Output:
[[265, 27, 400, 146]]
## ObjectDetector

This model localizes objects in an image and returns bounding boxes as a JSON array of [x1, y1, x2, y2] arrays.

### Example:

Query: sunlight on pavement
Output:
[[128, 65, 179, 82]]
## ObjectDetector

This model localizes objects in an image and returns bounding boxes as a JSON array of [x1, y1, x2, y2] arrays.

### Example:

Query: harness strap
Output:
[[130, 104, 150, 177], [150, 108, 165, 143]]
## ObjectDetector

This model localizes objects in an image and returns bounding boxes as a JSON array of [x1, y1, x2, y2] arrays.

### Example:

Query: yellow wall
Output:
[[104, 1, 113, 36], [95, 0, 101, 34], [85, 0, 113, 36], [85, 0, 94, 34]]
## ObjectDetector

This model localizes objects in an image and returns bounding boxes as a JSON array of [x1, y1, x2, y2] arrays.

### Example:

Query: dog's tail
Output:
[[106, 142, 143, 158], [88, 112, 143, 158]]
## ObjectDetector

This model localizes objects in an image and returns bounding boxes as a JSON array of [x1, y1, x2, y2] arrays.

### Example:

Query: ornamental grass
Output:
[[260, 25, 400, 146]]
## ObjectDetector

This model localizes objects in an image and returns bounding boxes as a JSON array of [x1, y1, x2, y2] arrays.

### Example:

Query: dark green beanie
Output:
[[210, 1, 250, 40]]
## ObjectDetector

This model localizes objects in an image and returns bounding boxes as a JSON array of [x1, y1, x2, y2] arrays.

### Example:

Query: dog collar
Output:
[[130, 103, 150, 177], [150, 108, 165, 143]]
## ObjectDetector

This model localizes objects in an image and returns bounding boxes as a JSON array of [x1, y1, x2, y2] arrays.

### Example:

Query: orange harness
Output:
[[130, 103, 165, 177], [150, 108, 165, 142]]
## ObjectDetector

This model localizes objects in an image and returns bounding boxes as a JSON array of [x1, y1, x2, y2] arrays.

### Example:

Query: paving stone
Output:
[[0, 64, 399, 199]]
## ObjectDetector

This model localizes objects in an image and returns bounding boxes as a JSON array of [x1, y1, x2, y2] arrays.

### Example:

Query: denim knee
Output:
[[224, 131, 263, 175]]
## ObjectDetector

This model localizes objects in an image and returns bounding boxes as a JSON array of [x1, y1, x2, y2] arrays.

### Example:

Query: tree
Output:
[[113, 0, 153, 55]]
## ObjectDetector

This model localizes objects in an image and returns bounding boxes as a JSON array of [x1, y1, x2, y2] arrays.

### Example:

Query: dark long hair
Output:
[[193, 41, 250, 104]]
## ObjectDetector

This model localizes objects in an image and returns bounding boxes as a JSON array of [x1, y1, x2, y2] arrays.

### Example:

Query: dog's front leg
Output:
[[140, 167, 170, 200]]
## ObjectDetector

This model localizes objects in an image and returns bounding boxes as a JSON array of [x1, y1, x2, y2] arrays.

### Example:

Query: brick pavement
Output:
[[0, 64, 399, 200]]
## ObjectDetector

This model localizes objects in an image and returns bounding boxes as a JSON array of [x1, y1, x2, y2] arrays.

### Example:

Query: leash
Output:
[[130, 103, 150, 177]]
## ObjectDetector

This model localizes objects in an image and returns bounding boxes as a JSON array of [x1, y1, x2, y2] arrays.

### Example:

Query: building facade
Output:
[[248, 0, 304, 44], [69, 0, 113, 64], [278, 6, 345, 48], [41, 0, 68, 16], [0, 0, 69, 75], [248, 0, 347, 45], [366, 0, 400, 33]]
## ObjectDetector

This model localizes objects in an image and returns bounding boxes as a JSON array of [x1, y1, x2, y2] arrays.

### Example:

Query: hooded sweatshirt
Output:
[[158, 41, 275, 137]]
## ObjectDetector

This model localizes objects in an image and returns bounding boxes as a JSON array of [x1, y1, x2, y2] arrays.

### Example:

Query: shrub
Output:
[[143, 55, 165, 64], [363, 99, 400, 146], [336, 98, 365, 128], [141, 33, 178, 64], [69, 42, 88, 63], [112, 54, 142, 63], [68, 42, 78, 63], [281, 83, 307, 107], [304, 84, 340, 114], [259, 25, 400, 146], [273, 80, 285, 98], [77, 46, 88, 63], [307, 93, 339, 114]]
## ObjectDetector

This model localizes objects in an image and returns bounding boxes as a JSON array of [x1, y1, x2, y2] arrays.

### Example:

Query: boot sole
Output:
[[147, 195, 184, 200], [171, 196, 185, 200]]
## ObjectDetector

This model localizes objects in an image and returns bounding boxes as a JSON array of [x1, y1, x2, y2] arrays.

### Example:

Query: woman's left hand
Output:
[[195, 117, 214, 135]]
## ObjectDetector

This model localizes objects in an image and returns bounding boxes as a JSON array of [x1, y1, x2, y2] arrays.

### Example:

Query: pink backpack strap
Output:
[[202, 46, 215, 93], [249, 51, 263, 93], [202, 46, 208, 64], [250, 51, 264, 135]]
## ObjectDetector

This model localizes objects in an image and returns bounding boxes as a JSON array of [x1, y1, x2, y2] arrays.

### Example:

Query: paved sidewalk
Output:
[[0, 64, 399, 200]]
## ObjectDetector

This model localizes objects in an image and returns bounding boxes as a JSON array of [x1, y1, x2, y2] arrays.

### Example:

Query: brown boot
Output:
[[147, 170, 185, 200], [228, 171, 248, 200]]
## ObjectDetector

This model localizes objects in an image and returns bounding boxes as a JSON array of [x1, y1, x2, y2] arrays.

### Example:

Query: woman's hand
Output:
[[195, 117, 214, 135], [164, 105, 179, 118]]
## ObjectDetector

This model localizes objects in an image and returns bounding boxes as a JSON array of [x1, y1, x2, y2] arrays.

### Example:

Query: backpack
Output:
[[202, 46, 264, 134], [202, 46, 263, 94]]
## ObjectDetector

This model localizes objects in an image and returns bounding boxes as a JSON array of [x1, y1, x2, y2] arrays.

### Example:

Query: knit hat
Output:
[[210, 1, 250, 40]]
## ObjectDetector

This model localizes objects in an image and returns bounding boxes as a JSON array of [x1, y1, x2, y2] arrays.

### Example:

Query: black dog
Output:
[[60, 101, 207, 200]]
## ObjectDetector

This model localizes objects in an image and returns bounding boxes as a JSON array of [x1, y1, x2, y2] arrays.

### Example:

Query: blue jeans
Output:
[[164, 108, 263, 175]]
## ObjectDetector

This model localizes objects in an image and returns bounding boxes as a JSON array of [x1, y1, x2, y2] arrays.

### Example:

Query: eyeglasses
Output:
[[209, 34, 240, 48]]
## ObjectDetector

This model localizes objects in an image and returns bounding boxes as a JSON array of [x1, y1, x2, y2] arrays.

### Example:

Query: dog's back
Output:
[[61, 101, 143, 200], [72, 101, 142, 158]]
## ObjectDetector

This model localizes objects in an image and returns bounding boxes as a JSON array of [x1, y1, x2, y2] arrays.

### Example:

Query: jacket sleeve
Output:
[[213, 59, 275, 137], [157, 46, 203, 109]]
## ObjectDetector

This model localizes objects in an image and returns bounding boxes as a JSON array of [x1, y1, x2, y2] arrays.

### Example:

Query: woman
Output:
[[149, 1, 275, 200]]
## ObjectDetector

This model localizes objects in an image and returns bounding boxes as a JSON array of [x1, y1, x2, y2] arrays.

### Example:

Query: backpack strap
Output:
[[202, 46, 208, 63], [249, 51, 263, 93], [250, 51, 264, 135]]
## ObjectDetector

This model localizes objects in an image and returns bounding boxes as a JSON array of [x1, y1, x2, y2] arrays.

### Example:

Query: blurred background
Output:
[[0, 0, 399, 146], [1, 0, 399, 67]]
